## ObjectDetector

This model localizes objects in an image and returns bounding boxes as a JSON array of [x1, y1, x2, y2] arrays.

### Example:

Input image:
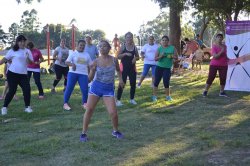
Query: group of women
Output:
[[0, 32, 228, 142]]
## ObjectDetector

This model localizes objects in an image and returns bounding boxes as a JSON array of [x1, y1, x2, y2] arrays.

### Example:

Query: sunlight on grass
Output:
[[118, 139, 188, 166], [0, 62, 250, 165], [213, 110, 249, 130], [34, 120, 52, 126]]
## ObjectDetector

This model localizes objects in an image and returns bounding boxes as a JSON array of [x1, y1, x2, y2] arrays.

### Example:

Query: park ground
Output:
[[0, 60, 250, 166]]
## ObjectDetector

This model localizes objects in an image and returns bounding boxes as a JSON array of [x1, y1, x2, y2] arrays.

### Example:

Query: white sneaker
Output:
[[24, 106, 33, 113], [116, 100, 123, 107], [63, 103, 71, 111], [1, 107, 7, 115], [130, 99, 137, 105]]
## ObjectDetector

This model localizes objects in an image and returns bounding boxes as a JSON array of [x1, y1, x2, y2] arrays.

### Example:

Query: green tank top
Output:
[[157, 45, 174, 68]]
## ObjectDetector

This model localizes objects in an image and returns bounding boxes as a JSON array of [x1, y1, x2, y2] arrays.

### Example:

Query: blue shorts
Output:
[[89, 80, 115, 97], [142, 64, 156, 77]]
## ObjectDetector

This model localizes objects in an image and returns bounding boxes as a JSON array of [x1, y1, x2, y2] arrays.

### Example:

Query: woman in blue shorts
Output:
[[80, 40, 125, 142]]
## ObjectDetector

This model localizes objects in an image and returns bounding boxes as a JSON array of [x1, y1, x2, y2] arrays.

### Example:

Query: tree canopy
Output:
[[16, 0, 41, 4]]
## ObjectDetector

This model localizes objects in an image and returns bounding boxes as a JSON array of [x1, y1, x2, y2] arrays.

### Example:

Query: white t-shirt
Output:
[[54, 46, 69, 67], [141, 43, 158, 65], [66, 51, 92, 75], [5, 48, 33, 74]]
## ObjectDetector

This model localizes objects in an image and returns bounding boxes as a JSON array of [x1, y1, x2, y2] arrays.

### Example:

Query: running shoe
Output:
[[112, 131, 124, 139], [152, 95, 157, 102], [219, 91, 228, 97], [202, 91, 208, 97], [116, 100, 123, 107], [80, 133, 89, 142], [1, 107, 7, 115], [166, 96, 173, 101], [129, 99, 137, 105], [63, 103, 71, 111], [24, 106, 33, 113]]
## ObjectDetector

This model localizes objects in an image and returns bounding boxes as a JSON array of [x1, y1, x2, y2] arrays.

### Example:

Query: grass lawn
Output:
[[0, 60, 250, 166]]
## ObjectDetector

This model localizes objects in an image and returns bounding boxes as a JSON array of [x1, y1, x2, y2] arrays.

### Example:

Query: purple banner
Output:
[[226, 21, 250, 35]]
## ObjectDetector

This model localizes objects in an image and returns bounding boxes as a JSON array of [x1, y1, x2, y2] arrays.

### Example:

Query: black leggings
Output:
[[53, 64, 69, 87], [4, 71, 31, 107], [154, 66, 171, 88], [117, 69, 137, 100], [28, 71, 44, 96]]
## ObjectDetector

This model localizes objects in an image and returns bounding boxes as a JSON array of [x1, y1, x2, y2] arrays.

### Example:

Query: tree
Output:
[[0, 25, 8, 48], [8, 23, 19, 45], [16, 0, 42, 4], [192, 0, 250, 33], [139, 12, 170, 45], [82, 29, 106, 45], [181, 24, 195, 39], [19, 9, 41, 32], [153, 0, 189, 53]]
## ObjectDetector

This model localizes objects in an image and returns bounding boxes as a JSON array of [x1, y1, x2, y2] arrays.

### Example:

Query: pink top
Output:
[[210, 44, 228, 66], [27, 48, 42, 69]]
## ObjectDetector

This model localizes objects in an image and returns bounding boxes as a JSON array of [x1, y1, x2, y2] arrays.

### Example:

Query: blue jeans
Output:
[[142, 64, 156, 77], [64, 72, 88, 104]]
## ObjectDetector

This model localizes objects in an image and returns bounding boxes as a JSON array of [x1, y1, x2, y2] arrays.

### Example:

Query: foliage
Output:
[[191, 0, 250, 33], [139, 12, 170, 45], [0, 25, 8, 49], [8, 23, 20, 46], [19, 9, 41, 33], [152, 0, 191, 52], [82, 29, 106, 45], [153, 0, 189, 11], [181, 24, 195, 39], [16, 0, 42, 4]]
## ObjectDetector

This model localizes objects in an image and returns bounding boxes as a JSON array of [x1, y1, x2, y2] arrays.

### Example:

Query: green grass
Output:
[[0, 60, 250, 166]]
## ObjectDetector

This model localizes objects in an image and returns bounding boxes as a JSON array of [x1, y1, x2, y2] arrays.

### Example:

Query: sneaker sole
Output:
[[112, 134, 123, 139], [63, 107, 71, 111]]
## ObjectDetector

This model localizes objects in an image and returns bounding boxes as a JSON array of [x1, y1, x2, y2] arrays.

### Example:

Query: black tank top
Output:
[[121, 45, 136, 71]]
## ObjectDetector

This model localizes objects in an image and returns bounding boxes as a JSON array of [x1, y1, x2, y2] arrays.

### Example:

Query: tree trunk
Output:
[[169, 4, 181, 54], [199, 16, 210, 41]]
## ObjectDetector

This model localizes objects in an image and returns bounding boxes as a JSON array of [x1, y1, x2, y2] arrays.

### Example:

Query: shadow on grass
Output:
[[0, 65, 250, 165]]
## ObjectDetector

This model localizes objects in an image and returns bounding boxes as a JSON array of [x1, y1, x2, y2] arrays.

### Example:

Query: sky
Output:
[[0, 0, 162, 40]]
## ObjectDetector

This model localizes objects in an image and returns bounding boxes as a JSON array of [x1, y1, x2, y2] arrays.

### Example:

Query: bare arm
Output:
[[115, 58, 124, 88], [117, 45, 130, 59], [154, 50, 163, 61], [0, 57, 7, 65], [134, 47, 140, 61], [65, 61, 76, 71], [53, 50, 59, 61], [141, 51, 145, 59], [35, 51, 45, 65], [26, 51, 34, 64], [213, 45, 225, 59], [88, 60, 97, 82], [39, 55, 45, 63], [3, 63, 7, 78]]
